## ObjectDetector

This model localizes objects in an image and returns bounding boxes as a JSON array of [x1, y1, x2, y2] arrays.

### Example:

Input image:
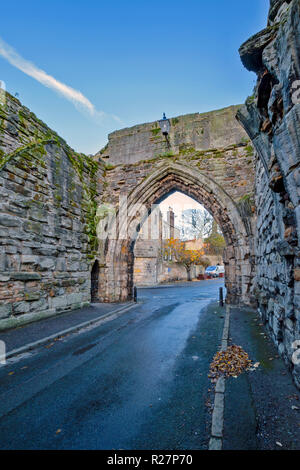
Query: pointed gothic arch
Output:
[[99, 161, 254, 305]]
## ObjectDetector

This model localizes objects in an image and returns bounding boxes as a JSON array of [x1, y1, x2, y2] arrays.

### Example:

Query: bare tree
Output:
[[180, 208, 213, 240]]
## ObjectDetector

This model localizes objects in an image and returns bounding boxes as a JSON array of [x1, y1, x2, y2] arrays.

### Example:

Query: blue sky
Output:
[[0, 0, 269, 155]]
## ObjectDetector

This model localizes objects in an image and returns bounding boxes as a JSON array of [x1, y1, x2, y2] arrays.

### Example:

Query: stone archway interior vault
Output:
[[100, 162, 254, 305]]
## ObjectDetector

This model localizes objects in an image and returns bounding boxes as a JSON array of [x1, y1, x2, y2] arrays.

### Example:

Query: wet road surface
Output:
[[0, 280, 225, 450]]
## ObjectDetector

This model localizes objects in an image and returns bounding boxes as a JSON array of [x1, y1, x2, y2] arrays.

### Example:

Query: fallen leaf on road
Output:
[[208, 345, 252, 380], [56, 429, 62, 435], [287, 394, 299, 401], [8, 372, 14, 376]]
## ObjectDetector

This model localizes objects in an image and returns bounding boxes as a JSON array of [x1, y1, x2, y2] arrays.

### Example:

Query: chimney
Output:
[[167, 207, 175, 239]]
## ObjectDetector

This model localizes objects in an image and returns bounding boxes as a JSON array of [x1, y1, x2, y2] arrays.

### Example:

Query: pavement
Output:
[[222, 306, 300, 450], [0, 280, 299, 450], [0, 301, 134, 356]]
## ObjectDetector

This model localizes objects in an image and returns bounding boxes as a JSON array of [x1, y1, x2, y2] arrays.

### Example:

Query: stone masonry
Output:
[[0, 94, 256, 330], [0, 0, 298, 390], [0, 93, 104, 330], [98, 105, 248, 165], [97, 106, 256, 306], [237, 0, 300, 387]]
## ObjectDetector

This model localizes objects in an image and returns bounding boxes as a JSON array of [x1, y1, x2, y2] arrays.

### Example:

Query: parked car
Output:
[[205, 265, 225, 278]]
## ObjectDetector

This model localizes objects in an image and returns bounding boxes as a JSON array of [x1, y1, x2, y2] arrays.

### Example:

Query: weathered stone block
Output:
[[0, 215, 21, 227], [22, 255, 39, 264], [10, 272, 41, 281], [0, 304, 12, 319], [13, 301, 31, 315], [24, 292, 41, 301], [38, 258, 55, 271]]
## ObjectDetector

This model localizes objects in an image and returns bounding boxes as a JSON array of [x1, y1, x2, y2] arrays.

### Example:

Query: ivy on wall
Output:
[[0, 137, 101, 253]]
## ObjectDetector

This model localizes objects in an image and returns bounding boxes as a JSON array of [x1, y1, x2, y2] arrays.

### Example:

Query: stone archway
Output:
[[99, 162, 254, 305]]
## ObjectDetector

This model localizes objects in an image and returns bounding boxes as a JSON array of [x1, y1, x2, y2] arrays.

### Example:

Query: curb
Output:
[[0, 303, 138, 363], [209, 304, 230, 451]]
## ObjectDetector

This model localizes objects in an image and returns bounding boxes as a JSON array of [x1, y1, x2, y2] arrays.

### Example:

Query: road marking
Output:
[[209, 304, 230, 450]]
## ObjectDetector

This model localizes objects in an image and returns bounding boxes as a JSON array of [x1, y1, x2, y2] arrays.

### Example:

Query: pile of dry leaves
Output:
[[209, 345, 253, 380]]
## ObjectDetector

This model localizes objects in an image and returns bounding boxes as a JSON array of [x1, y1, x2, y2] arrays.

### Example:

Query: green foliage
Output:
[[157, 151, 175, 158], [0, 137, 100, 253], [65, 154, 99, 252], [245, 144, 254, 156], [54, 192, 62, 203], [240, 137, 250, 145], [98, 143, 108, 155], [0, 138, 52, 172], [204, 222, 226, 256], [151, 128, 161, 136], [179, 144, 195, 156], [212, 151, 223, 159], [246, 94, 255, 106], [204, 233, 226, 256], [104, 163, 116, 171], [237, 194, 255, 218]]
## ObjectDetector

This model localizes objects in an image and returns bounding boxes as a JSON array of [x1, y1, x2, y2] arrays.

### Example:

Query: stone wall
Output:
[[102, 140, 255, 209], [0, 92, 104, 330], [134, 239, 160, 285], [134, 257, 158, 286], [98, 105, 248, 165], [99, 108, 256, 305], [158, 262, 188, 284], [0, 96, 256, 328], [237, 0, 300, 387]]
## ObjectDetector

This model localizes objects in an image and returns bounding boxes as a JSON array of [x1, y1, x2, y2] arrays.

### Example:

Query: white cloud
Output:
[[0, 37, 121, 123]]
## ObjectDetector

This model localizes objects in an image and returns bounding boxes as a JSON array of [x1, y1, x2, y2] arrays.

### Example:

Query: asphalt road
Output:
[[0, 280, 225, 450]]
